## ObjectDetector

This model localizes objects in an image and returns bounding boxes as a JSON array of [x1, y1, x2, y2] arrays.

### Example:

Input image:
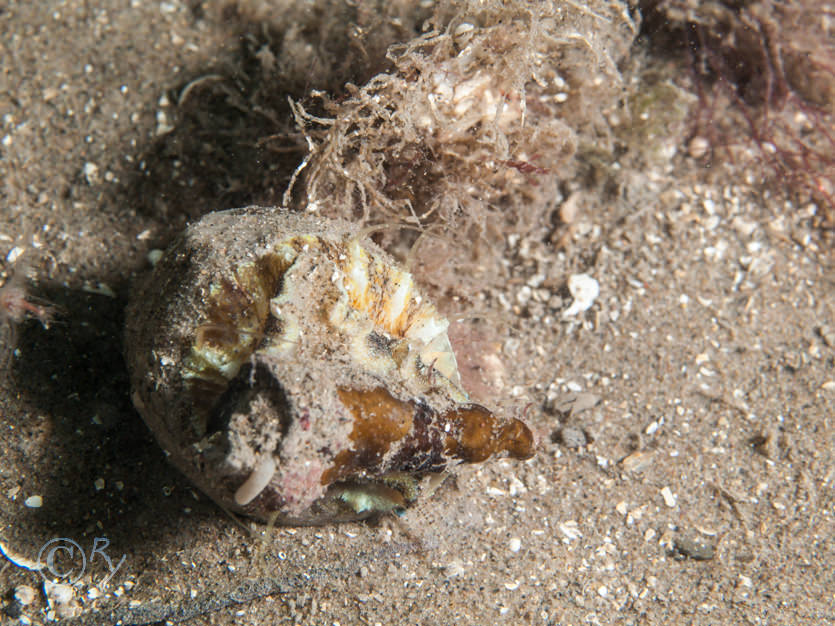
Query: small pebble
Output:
[[6, 246, 25, 264], [620, 450, 654, 473], [558, 425, 587, 449], [24, 495, 42, 508], [559, 193, 582, 224], [44, 581, 74, 605], [516, 285, 532, 306], [688, 136, 709, 159], [818, 325, 835, 349], [82, 162, 99, 184], [508, 537, 522, 553], [660, 486, 677, 508], [14, 585, 36, 606], [562, 273, 599, 318], [444, 559, 465, 578], [147, 249, 164, 266], [559, 520, 582, 541], [703, 198, 717, 215], [570, 392, 600, 414], [674, 535, 715, 561], [750, 429, 777, 459]]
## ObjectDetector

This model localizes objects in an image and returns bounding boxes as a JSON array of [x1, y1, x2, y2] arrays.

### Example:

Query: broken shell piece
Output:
[[234, 455, 276, 506], [125, 207, 534, 524], [562, 273, 599, 318]]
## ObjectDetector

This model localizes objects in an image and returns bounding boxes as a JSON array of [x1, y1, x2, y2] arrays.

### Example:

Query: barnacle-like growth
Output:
[[125, 207, 533, 523]]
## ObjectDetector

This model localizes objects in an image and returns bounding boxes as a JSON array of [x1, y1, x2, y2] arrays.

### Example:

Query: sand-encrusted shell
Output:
[[125, 207, 533, 524]]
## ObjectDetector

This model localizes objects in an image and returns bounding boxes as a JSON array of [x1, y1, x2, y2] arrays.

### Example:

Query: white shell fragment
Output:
[[562, 273, 600, 318], [234, 455, 277, 506], [661, 486, 677, 508]]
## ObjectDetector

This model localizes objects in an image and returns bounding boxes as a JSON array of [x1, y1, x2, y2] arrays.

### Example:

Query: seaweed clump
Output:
[[132, 0, 431, 221], [290, 0, 639, 236], [640, 0, 835, 231]]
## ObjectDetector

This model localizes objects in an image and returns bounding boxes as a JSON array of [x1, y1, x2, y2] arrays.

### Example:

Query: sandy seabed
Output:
[[0, 2, 833, 624]]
